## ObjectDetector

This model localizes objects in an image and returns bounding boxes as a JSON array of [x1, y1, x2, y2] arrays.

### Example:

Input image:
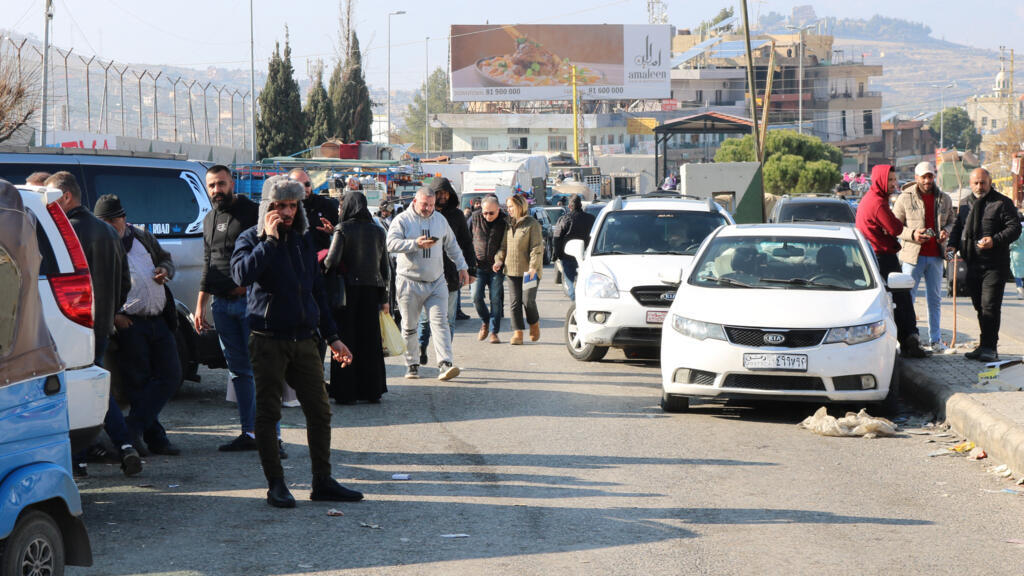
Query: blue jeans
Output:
[[212, 296, 256, 434], [561, 256, 579, 301], [419, 290, 458, 348], [115, 315, 181, 448], [902, 255, 944, 344], [473, 269, 504, 334]]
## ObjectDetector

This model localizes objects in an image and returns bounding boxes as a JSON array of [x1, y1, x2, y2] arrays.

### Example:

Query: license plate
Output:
[[646, 310, 668, 324], [742, 353, 808, 371]]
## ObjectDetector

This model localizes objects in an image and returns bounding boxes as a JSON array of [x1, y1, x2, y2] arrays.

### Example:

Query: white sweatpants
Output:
[[397, 276, 452, 366]]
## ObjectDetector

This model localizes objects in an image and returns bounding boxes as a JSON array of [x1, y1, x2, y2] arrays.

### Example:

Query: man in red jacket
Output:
[[855, 164, 927, 358]]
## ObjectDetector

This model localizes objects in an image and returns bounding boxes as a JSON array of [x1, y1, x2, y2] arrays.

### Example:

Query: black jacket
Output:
[[440, 192, 478, 291], [469, 210, 508, 270], [67, 205, 130, 342], [231, 226, 338, 342], [303, 194, 340, 251], [124, 225, 179, 332], [200, 195, 258, 297], [553, 208, 596, 260], [949, 188, 1022, 272], [324, 193, 390, 304]]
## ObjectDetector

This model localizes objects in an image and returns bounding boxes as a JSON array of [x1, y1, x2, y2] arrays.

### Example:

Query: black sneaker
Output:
[[86, 442, 116, 463], [976, 347, 999, 362], [438, 361, 460, 381], [900, 337, 928, 359], [120, 446, 142, 477], [219, 433, 258, 452], [310, 475, 364, 502], [73, 461, 88, 478], [419, 345, 428, 366], [965, 346, 983, 360], [405, 365, 420, 379]]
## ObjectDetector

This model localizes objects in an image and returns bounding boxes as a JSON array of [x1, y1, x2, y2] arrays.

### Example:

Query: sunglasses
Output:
[[482, 211, 498, 216]]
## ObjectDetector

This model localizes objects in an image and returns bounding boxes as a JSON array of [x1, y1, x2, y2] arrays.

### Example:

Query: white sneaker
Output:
[[929, 341, 947, 353]]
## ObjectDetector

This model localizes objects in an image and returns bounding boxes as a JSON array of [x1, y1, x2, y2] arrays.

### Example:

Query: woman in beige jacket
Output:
[[494, 194, 544, 344]]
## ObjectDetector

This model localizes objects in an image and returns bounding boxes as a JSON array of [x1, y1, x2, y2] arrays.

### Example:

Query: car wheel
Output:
[[2, 510, 65, 576], [660, 391, 690, 413], [876, 355, 902, 416], [564, 304, 608, 362]]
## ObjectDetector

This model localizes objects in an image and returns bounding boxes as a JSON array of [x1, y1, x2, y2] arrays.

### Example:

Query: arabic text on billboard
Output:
[[450, 24, 670, 102]]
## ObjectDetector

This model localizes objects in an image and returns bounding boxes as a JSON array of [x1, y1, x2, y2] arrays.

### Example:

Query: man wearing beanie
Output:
[[94, 193, 183, 460], [387, 186, 469, 381], [231, 175, 361, 508]]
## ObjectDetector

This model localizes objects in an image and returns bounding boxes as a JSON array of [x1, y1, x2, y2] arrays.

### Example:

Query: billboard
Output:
[[450, 24, 671, 102]]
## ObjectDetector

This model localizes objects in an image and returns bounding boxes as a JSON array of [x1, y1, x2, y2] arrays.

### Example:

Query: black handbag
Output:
[[326, 271, 347, 311]]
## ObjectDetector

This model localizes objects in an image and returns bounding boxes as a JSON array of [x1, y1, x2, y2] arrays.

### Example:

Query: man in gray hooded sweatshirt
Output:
[[387, 186, 469, 380]]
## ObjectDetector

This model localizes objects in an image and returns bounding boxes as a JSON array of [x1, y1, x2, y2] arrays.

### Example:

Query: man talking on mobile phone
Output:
[[231, 176, 361, 508]]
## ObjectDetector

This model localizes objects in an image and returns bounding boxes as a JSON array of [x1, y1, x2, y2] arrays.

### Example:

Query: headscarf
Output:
[[340, 190, 372, 223]]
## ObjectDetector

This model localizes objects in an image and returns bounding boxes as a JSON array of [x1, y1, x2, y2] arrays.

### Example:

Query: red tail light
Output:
[[45, 202, 94, 328]]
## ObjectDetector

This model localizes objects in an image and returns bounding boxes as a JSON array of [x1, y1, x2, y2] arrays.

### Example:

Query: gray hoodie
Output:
[[387, 206, 467, 282]]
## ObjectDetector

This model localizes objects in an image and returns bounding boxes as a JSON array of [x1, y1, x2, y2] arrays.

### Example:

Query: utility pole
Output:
[[40, 0, 53, 146], [740, 0, 762, 162], [250, 0, 257, 161], [786, 24, 815, 134]]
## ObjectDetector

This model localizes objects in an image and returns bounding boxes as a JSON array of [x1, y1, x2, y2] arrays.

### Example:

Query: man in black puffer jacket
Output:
[[469, 195, 508, 342], [553, 194, 595, 301], [416, 178, 477, 363]]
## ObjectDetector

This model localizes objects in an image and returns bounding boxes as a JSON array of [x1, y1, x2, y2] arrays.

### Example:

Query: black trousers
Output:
[[875, 252, 917, 343], [966, 265, 1006, 349], [248, 334, 333, 481], [507, 275, 539, 331]]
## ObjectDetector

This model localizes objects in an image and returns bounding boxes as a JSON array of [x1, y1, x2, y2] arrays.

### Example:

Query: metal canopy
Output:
[[653, 112, 754, 185]]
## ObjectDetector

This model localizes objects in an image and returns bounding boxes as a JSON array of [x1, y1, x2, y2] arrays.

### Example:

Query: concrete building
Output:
[[965, 52, 1022, 136]]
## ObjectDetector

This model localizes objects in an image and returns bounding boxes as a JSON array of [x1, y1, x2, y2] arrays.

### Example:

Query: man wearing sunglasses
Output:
[[469, 195, 508, 342], [289, 168, 339, 251]]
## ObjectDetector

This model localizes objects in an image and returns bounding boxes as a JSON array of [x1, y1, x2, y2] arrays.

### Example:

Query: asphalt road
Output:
[[71, 274, 1024, 576]]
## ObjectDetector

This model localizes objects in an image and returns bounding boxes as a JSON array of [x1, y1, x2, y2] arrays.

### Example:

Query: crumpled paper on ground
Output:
[[799, 406, 898, 438]]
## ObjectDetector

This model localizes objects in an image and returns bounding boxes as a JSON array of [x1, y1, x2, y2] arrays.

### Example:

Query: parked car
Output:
[[0, 148, 225, 383], [563, 195, 733, 361], [18, 184, 109, 453], [659, 223, 912, 413], [529, 206, 558, 265], [0, 181, 92, 573], [769, 195, 856, 224]]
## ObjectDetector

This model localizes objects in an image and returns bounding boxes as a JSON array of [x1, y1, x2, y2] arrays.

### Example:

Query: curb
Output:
[[900, 362, 1024, 477]]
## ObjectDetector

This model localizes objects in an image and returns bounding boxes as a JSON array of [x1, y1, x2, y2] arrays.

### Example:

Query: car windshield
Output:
[[591, 210, 727, 256], [689, 235, 875, 291], [777, 202, 855, 223]]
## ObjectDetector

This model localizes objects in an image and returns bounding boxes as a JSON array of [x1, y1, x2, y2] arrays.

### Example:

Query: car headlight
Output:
[[823, 320, 886, 345], [671, 314, 727, 341], [585, 272, 619, 299]]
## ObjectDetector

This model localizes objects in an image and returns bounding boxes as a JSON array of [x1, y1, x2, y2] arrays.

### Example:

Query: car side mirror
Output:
[[886, 272, 915, 290], [565, 239, 585, 261]]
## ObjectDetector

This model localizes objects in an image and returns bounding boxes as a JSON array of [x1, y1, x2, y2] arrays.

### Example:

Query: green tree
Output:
[[327, 61, 344, 137], [402, 68, 466, 152], [715, 130, 843, 195], [303, 62, 333, 149], [256, 28, 304, 158], [931, 107, 981, 151], [334, 33, 373, 142]]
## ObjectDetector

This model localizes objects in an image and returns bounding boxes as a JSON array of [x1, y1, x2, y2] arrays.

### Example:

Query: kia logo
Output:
[[763, 333, 786, 345], [660, 292, 676, 301]]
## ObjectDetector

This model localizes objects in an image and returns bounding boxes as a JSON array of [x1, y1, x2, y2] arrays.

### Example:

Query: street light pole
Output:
[[250, 0, 256, 161], [40, 0, 53, 146], [387, 10, 406, 146], [934, 81, 956, 149]]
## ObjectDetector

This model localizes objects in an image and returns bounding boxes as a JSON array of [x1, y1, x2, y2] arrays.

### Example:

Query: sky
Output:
[[2, 0, 1022, 92]]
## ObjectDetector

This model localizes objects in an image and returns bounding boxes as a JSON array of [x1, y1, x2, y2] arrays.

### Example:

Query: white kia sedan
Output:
[[660, 223, 913, 413]]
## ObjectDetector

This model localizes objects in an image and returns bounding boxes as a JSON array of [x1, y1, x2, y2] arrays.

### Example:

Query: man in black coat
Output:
[[469, 195, 508, 342], [416, 178, 477, 364], [553, 194, 596, 301], [947, 168, 1022, 361], [289, 168, 338, 251], [46, 172, 139, 477]]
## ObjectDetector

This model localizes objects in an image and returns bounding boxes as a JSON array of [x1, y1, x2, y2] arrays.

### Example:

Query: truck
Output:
[[460, 153, 549, 209]]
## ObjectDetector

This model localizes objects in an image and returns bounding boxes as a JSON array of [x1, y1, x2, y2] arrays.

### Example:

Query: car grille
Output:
[[723, 374, 825, 391], [724, 327, 827, 348], [631, 285, 677, 308]]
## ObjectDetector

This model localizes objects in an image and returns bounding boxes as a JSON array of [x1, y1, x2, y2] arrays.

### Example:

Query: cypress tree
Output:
[[304, 63, 333, 149], [256, 27, 304, 158], [327, 60, 344, 138], [334, 33, 374, 142]]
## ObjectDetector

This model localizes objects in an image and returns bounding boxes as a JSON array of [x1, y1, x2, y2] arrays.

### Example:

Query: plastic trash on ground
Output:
[[799, 406, 898, 438]]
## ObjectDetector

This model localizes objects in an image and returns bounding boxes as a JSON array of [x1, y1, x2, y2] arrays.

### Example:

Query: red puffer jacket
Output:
[[855, 164, 903, 254]]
